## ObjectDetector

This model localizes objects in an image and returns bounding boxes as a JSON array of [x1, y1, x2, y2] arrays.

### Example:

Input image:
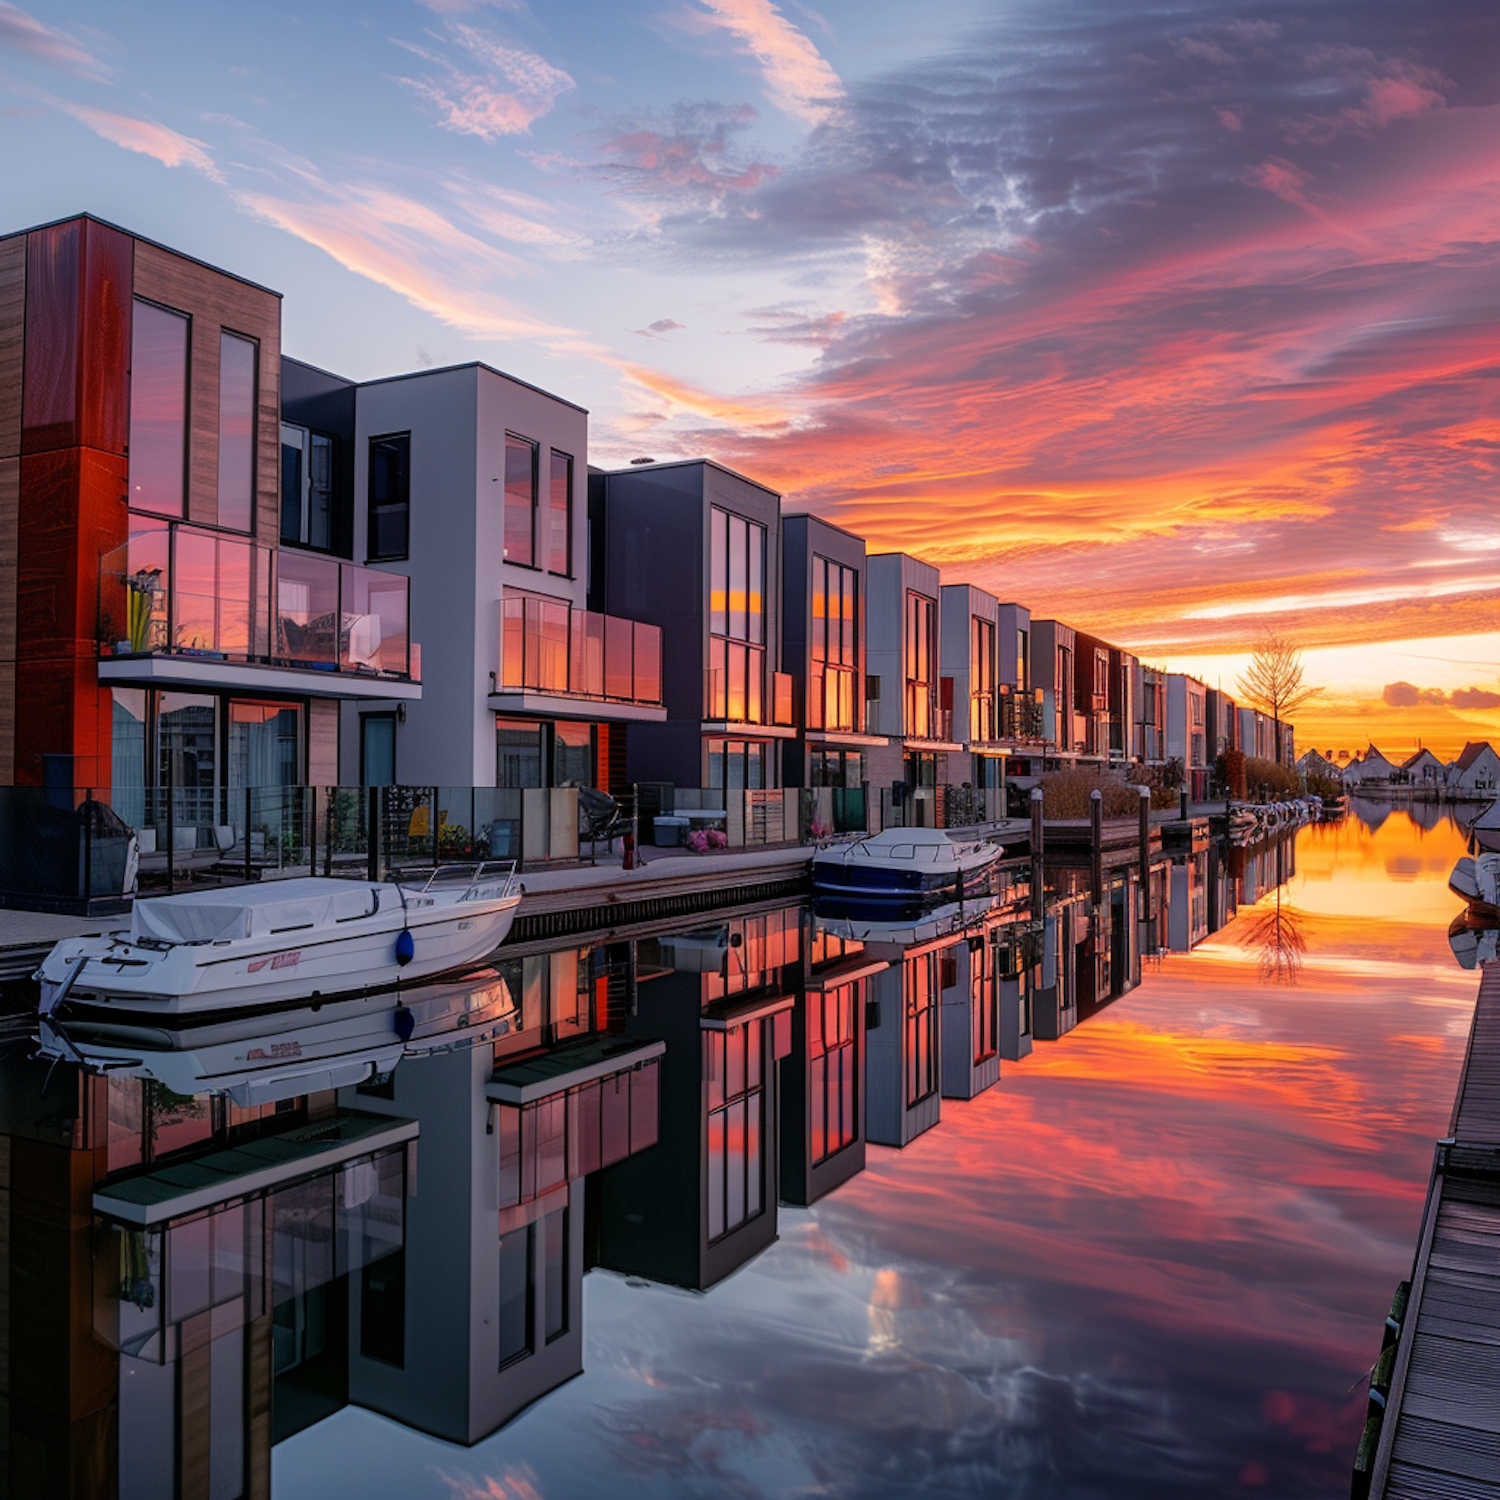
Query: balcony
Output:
[[997, 686, 1047, 743], [496, 595, 663, 718], [807, 663, 860, 734], [702, 656, 795, 737], [98, 521, 419, 699]]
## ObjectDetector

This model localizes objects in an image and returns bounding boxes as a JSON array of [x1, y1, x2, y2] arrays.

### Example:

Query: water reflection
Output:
[[0, 811, 1475, 1498]]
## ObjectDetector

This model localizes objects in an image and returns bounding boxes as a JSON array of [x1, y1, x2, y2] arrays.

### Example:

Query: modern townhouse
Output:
[[1071, 630, 1114, 765], [277, 357, 667, 811], [1166, 673, 1210, 797], [590, 459, 793, 794], [779, 512, 885, 827], [1204, 686, 1238, 766], [596, 906, 796, 1290], [866, 552, 964, 809], [778, 916, 885, 1207], [1109, 644, 1139, 763], [864, 932, 957, 1146], [1134, 662, 1169, 763], [1031, 619, 1079, 764], [1236, 705, 1280, 763], [0, 215, 421, 901]]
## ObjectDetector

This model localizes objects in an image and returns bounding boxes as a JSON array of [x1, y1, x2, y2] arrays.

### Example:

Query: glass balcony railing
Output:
[[101, 520, 413, 678], [499, 596, 662, 706], [998, 685, 1047, 742]]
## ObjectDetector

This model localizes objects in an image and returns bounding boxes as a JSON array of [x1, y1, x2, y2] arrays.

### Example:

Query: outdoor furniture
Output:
[[579, 788, 630, 862]]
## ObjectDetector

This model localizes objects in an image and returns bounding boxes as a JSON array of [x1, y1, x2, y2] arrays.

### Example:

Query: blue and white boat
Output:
[[812, 826, 1002, 906]]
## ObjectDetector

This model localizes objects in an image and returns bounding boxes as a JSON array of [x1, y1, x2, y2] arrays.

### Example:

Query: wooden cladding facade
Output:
[[132, 240, 281, 543], [0, 216, 285, 786]]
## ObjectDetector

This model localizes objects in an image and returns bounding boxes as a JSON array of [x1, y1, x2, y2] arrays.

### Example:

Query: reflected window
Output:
[[281, 423, 335, 550], [904, 951, 939, 1107], [707, 507, 766, 723], [704, 1022, 766, 1242], [129, 299, 188, 517], [158, 694, 218, 831], [498, 1225, 532, 1367], [368, 433, 410, 562], [811, 984, 859, 1165], [504, 433, 537, 566], [542, 1206, 568, 1344], [112, 688, 147, 829], [547, 450, 572, 576], [554, 721, 592, 788], [218, 332, 257, 531], [228, 700, 302, 794], [497, 718, 545, 788]]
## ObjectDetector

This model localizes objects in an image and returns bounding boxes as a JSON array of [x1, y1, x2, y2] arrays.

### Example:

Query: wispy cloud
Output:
[[54, 99, 223, 181], [0, 1, 108, 78], [676, 0, 843, 126], [394, 18, 573, 139], [235, 171, 572, 343]]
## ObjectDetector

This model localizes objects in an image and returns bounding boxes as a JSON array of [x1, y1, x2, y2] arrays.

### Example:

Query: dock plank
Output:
[[1375, 964, 1500, 1497]]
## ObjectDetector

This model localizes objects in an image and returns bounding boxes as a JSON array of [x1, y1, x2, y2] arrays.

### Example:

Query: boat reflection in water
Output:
[[0, 825, 1303, 1496]]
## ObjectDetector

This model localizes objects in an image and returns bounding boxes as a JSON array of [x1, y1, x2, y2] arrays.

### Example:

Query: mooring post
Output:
[[1179, 781, 1190, 822], [1089, 788, 1103, 909], [1137, 782, 1152, 919], [1030, 787, 1045, 926]]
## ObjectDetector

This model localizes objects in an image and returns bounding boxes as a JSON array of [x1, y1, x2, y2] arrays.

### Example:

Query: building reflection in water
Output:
[[0, 825, 1306, 1496]]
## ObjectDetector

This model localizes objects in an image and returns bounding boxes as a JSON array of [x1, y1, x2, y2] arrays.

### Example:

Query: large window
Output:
[[228, 700, 301, 796], [368, 433, 410, 562], [810, 556, 859, 730], [128, 299, 188, 517], [905, 950, 940, 1108], [705, 737, 767, 790], [497, 718, 545, 788], [904, 591, 936, 737], [218, 332, 257, 532], [504, 434, 537, 567], [1017, 628, 1029, 692], [497, 1225, 532, 1368], [705, 1021, 765, 1242], [707, 508, 766, 723], [810, 984, 859, 1165], [970, 616, 997, 741], [973, 945, 998, 1065], [547, 450, 572, 576], [281, 424, 335, 550]]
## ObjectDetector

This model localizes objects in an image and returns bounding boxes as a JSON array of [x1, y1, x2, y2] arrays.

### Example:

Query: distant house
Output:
[[1401, 747, 1446, 788], [1448, 741, 1500, 798], [1344, 746, 1396, 787], [1296, 748, 1342, 782]]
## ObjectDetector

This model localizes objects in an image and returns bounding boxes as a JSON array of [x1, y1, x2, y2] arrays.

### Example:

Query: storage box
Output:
[[653, 815, 690, 847]]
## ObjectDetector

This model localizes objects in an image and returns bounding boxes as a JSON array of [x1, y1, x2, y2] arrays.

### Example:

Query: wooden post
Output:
[[1030, 786, 1045, 926], [1089, 788, 1103, 909], [1137, 783, 1151, 919]]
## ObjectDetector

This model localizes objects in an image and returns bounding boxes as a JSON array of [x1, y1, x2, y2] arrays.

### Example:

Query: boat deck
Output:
[[1372, 961, 1500, 1498]]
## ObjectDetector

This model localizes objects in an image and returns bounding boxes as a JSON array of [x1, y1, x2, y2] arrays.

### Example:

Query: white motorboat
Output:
[[1470, 800, 1500, 854], [812, 827, 1003, 906], [36, 866, 522, 1017], [1449, 912, 1498, 971], [35, 966, 518, 1107], [813, 895, 1000, 953]]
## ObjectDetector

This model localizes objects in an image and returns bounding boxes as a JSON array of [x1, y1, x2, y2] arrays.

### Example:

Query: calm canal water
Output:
[[257, 804, 1470, 1500], [0, 804, 1473, 1497]]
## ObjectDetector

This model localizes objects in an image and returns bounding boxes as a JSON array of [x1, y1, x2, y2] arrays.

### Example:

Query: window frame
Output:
[[503, 432, 539, 570], [546, 448, 573, 578], [366, 431, 411, 564]]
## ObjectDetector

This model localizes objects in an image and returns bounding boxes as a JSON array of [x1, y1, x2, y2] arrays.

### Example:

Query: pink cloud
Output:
[[684, 0, 843, 126], [55, 100, 222, 181], [0, 2, 106, 77]]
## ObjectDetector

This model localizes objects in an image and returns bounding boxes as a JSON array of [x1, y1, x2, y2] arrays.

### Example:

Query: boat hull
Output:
[[39, 892, 521, 1015]]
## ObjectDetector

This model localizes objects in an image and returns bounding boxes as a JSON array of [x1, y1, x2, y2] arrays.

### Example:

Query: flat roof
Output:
[[1, 212, 283, 299], [488, 1034, 665, 1105], [93, 1110, 417, 1226], [782, 512, 868, 546], [600, 456, 780, 497], [354, 359, 588, 415]]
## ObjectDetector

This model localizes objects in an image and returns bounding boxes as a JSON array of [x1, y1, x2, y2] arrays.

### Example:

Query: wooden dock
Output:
[[1368, 961, 1500, 1498]]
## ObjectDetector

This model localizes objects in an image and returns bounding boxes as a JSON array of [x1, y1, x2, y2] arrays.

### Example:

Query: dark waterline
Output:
[[2, 804, 1472, 1498]]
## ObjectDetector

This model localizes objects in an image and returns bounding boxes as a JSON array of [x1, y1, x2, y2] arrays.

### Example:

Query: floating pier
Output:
[[1363, 961, 1500, 1498]]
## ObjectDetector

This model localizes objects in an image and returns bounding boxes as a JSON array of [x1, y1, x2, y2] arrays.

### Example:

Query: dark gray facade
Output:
[[593, 460, 788, 788]]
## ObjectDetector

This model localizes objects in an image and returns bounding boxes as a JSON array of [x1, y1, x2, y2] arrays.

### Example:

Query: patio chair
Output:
[[578, 788, 630, 863]]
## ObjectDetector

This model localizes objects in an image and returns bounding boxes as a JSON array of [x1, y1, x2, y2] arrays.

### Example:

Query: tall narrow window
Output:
[[497, 1226, 532, 1367], [368, 433, 410, 562], [905, 950, 939, 1107], [707, 507, 767, 727], [547, 450, 572, 576], [281, 424, 335, 549], [704, 1022, 766, 1241], [217, 332, 257, 531], [541, 1207, 568, 1344], [504, 434, 537, 566], [128, 300, 188, 517]]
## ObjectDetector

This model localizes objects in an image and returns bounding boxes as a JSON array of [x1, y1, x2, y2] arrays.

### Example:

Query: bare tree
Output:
[[1235, 632, 1320, 730]]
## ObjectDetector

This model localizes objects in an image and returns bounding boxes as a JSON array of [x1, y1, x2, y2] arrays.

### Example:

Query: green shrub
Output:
[[1243, 756, 1298, 800]]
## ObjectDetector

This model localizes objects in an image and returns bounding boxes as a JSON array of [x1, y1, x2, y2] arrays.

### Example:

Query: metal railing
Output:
[[499, 596, 662, 706], [100, 521, 414, 679]]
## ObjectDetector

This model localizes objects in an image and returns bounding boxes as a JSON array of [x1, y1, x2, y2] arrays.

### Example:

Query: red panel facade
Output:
[[14, 444, 127, 787], [12, 218, 133, 787]]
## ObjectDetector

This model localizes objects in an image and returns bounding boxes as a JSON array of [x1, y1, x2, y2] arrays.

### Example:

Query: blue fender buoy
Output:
[[393, 1005, 415, 1041], [395, 928, 415, 967]]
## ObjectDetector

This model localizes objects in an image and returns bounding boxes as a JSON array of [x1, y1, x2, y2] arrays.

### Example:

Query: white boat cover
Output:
[[130, 878, 383, 945]]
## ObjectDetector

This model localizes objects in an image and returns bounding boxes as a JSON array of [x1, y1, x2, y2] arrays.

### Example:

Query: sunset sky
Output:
[[4, 0, 1497, 756]]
